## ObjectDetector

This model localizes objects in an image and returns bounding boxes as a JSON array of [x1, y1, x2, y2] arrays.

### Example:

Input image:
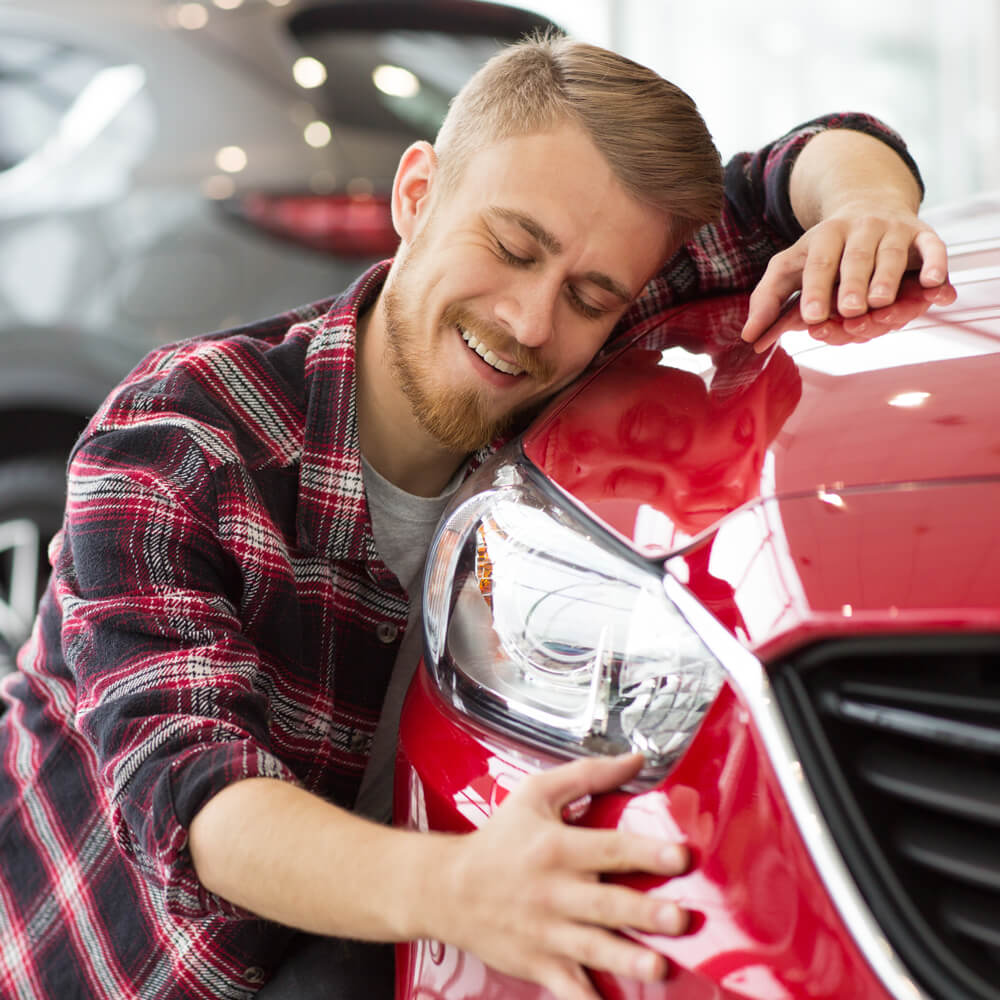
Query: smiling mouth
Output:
[[459, 324, 525, 377]]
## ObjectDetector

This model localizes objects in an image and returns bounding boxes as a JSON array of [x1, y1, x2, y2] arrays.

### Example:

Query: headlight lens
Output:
[[424, 450, 726, 773]]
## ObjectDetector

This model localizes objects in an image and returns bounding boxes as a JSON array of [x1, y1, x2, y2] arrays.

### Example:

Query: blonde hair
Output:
[[434, 32, 723, 249]]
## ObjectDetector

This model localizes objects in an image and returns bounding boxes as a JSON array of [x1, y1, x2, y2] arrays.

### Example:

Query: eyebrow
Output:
[[487, 206, 634, 304]]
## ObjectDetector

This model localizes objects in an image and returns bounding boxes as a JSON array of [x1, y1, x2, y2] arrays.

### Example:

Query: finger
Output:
[[537, 959, 602, 1000], [799, 227, 848, 324], [559, 827, 690, 877], [553, 880, 690, 936], [750, 324, 782, 354], [543, 923, 668, 984], [525, 754, 646, 814], [913, 228, 949, 286], [741, 253, 806, 343], [866, 230, 912, 308], [835, 220, 882, 317]]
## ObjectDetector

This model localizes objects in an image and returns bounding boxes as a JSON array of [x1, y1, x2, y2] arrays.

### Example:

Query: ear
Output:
[[391, 140, 437, 244]]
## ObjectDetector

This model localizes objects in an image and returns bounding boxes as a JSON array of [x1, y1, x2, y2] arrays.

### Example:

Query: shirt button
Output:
[[244, 967, 266, 985], [375, 622, 399, 644], [349, 731, 368, 753]]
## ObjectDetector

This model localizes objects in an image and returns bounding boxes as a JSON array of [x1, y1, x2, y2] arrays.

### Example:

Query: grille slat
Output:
[[896, 820, 1000, 892], [823, 693, 1000, 754], [839, 681, 1000, 720], [942, 891, 1000, 950], [774, 635, 1000, 1000], [856, 742, 1000, 825]]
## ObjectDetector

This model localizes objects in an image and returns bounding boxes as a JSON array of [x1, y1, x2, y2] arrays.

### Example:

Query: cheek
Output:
[[551, 322, 612, 379]]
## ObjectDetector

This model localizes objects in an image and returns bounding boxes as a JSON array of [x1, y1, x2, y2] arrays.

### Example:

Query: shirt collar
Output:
[[297, 260, 390, 562], [295, 259, 500, 562]]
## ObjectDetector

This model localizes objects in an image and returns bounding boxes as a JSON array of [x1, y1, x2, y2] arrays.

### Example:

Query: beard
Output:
[[381, 239, 553, 454]]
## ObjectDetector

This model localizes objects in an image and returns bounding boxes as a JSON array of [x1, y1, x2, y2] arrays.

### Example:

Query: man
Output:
[[0, 33, 949, 1000]]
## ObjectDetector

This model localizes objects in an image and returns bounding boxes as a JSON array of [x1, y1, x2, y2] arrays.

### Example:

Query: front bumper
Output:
[[394, 658, 898, 1000]]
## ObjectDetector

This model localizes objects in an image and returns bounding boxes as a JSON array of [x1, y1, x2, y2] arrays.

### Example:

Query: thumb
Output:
[[522, 753, 646, 816]]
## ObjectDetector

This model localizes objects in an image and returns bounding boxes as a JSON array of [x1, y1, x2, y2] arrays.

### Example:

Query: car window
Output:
[[288, 3, 555, 140], [0, 33, 154, 212], [294, 28, 515, 138], [0, 36, 107, 172]]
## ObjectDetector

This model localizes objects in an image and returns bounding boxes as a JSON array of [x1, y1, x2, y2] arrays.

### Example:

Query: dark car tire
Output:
[[0, 455, 67, 674]]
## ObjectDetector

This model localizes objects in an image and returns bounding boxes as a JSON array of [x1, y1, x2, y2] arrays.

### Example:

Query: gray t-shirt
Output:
[[353, 456, 463, 822]]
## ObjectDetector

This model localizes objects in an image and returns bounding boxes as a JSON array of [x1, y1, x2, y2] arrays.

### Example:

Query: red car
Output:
[[394, 195, 1000, 1000]]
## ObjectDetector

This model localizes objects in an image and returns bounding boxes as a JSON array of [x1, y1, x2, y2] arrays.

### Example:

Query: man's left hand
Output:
[[741, 205, 950, 346]]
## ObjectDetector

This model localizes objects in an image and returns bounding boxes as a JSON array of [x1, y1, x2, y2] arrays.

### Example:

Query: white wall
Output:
[[515, 0, 999, 207]]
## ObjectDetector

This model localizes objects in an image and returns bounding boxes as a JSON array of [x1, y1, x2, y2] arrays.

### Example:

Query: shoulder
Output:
[[78, 298, 338, 474]]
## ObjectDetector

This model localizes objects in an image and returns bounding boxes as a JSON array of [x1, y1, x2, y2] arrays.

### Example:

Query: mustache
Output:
[[442, 304, 555, 381]]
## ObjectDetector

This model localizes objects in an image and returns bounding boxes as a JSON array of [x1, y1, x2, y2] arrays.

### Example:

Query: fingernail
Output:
[[871, 283, 891, 300], [634, 950, 664, 980], [843, 293, 862, 310], [656, 902, 684, 934], [803, 301, 823, 321], [659, 844, 687, 869], [926, 268, 945, 284]]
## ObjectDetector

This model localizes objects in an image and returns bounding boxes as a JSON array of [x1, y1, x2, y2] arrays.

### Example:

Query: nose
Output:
[[492, 272, 559, 349]]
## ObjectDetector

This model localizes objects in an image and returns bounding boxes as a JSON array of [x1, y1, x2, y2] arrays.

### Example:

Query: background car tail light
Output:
[[223, 192, 399, 258], [423, 448, 726, 775]]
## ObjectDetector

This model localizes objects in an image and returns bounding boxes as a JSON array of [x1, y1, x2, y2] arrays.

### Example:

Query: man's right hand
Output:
[[426, 753, 691, 1000]]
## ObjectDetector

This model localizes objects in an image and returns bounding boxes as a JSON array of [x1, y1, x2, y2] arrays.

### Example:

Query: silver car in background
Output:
[[0, 0, 554, 671]]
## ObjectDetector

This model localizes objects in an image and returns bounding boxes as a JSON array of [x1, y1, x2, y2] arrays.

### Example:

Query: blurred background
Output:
[[0, 0, 996, 671], [525, 0, 999, 208]]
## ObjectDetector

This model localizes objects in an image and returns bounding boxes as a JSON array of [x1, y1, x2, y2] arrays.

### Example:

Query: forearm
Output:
[[789, 128, 923, 231], [188, 776, 451, 941]]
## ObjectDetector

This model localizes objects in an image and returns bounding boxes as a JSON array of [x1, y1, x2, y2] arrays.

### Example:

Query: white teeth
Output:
[[459, 325, 524, 376]]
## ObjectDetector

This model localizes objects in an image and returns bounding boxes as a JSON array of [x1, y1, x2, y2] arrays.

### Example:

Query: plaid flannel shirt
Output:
[[0, 114, 920, 999]]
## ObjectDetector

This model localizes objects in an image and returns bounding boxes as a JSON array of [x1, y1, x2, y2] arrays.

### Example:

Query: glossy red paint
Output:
[[395, 664, 892, 999], [523, 268, 1000, 562], [672, 483, 1000, 662]]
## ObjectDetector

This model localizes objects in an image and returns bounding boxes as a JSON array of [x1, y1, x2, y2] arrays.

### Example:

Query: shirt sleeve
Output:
[[619, 112, 926, 330], [58, 415, 301, 922]]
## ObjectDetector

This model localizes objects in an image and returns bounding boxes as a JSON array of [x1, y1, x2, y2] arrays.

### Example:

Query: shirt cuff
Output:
[[756, 112, 926, 243], [115, 737, 303, 922]]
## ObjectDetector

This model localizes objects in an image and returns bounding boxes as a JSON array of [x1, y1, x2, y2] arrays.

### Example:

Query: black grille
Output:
[[772, 636, 1000, 1000]]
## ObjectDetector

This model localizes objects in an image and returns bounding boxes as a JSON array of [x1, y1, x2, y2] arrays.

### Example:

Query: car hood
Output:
[[523, 249, 1000, 558]]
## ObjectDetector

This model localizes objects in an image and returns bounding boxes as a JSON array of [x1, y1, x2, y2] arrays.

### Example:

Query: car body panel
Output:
[[521, 266, 1000, 558], [671, 483, 1000, 662], [396, 667, 891, 1000]]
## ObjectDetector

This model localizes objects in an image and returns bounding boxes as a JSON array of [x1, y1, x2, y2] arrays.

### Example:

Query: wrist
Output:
[[790, 129, 922, 230]]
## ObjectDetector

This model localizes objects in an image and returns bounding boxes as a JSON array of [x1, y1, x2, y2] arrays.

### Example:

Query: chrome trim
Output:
[[662, 572, 929, 1000]]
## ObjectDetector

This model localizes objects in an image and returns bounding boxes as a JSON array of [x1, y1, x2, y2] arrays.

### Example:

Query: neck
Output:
[[356, 288, 468, 498]]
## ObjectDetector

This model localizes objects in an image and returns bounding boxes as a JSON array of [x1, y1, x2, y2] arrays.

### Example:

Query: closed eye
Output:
[[568, 287, 607, 320], [495, 238, 533, 267]]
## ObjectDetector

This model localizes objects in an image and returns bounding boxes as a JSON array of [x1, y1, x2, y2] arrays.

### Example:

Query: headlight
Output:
[[423, 447, 726, 775]]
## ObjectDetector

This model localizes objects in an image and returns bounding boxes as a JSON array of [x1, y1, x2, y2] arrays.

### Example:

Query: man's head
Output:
[[371, 34, 723, 460], [434, 31, 723, 250]]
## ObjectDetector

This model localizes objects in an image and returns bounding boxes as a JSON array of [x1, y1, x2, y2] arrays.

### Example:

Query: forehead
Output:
[[444, 125, 671, 289]]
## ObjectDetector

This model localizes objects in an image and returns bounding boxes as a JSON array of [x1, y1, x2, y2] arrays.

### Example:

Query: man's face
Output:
[[381, 124, 673, 453]]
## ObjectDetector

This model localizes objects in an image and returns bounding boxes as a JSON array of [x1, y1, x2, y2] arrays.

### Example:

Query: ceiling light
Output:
[[817, 489, 846, 510], [215, 145, 248, 173], [888, 391, 931, 408], [213, 0, 243, 8], [293, 57, 328, 89], [176, 3, 209, 29], [304, 121, 332, 148], [372, 64, 420, 99], [202, 175, 235, 200]]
